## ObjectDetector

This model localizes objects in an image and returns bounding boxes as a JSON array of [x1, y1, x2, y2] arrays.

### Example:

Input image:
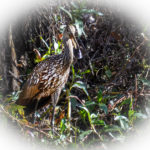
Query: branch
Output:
[[9, 24, 20, 91]]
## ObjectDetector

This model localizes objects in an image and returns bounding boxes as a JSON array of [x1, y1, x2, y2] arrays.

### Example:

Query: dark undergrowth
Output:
[[0, 0, 150, 149]]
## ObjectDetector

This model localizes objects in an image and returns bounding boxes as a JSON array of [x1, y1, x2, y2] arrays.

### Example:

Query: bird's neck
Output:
[[63, 38, 74, 67]]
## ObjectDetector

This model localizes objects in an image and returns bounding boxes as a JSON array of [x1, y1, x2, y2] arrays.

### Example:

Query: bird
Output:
[[16, 25, 78, 130]]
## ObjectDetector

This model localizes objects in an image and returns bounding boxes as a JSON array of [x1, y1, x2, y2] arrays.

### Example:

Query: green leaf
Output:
[[114, 115, 129, 122], [72, 81, 90, 100], [90, 113, 98, 118], [120, 119, 129, 130], [74, 19, 85, 37], [54, 41, 58, 51], [120, 98, 130, 106], [134, 112, 147, 119], [79, 130, 92, 140], [85, 101, 96, 107], [18, 106, 25, 117], [90, 113, 105, 126], [99, 103, 108, 114], [40, 36, 50, 50], [93, 120, 105, 126], [75, 74, 82, 79], [12, 91, 20, 101], [71, 65, 75, 82], [78, 105, 92, 125], [4, 92, 20, 104], [80, 69, 91, 75], [80, 9, 103, 16], [60, 134, 66, 141], [70, 98, 79, 110], [42, 54, 49, 60], [128, 110, 135, 119], [103, 125, 122, 133], [53, 14, 58, 22], [140, 78, 150, 87], [114, 115, 129, 130], [105, 69, 112, 78], [129, 97, 134, 111], [70, 1, 79, 9], [79, 109, 87, 123], [0, 76, 2, 80], [97, 90, 103, 103], [60, 6, 73, 20], [85, 101, 96, 111], [60, 118, 66, 134], [57, 41, 63, 54], [7, 103, 25, 117], [59, 25, 66, 33]]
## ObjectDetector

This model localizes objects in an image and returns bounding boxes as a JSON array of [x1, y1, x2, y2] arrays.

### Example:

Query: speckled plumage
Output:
[[16, 27, 75, 116]]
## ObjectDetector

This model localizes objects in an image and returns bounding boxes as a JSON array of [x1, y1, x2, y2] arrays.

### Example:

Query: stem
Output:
[[66, 89, 71, 130]]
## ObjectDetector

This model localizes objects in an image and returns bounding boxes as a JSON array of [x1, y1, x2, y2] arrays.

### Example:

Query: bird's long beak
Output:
[[70, 34, 82, 59], [70, 34, 77, 49], [69, 25, 83, 59]]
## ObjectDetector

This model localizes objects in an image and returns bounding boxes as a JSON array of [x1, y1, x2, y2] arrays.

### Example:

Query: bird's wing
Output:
[[16, 82, 40, 106], [16, 55, 63, 106]]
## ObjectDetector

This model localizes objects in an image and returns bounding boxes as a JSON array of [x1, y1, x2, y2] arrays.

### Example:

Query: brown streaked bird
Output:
[[16, 25, 78, 130]]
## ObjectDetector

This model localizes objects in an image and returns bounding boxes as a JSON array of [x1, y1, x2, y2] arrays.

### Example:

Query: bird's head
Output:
[[63, 25, 82, 59], [63, 25, 77, 48]]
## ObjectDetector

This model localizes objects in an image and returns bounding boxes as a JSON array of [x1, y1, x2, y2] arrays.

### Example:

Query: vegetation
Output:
[[0, 0, 150, 149]]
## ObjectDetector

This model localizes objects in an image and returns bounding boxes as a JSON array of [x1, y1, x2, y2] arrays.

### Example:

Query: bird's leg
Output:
[[51, 89, 61, 134], [51, 102, 56, 134], [33, 100, 39, 124]]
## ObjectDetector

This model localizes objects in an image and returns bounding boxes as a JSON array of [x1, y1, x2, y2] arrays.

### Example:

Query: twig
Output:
[[140, 68, 150, 96], [134, 74, 138, 108], [109, 95, 129, 112], [0, 105, 51, 138], [67, 95, 84, 105], [9, 70, 23, 84], [0, 105, 72, 143], [9, 24, 20, 91]]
